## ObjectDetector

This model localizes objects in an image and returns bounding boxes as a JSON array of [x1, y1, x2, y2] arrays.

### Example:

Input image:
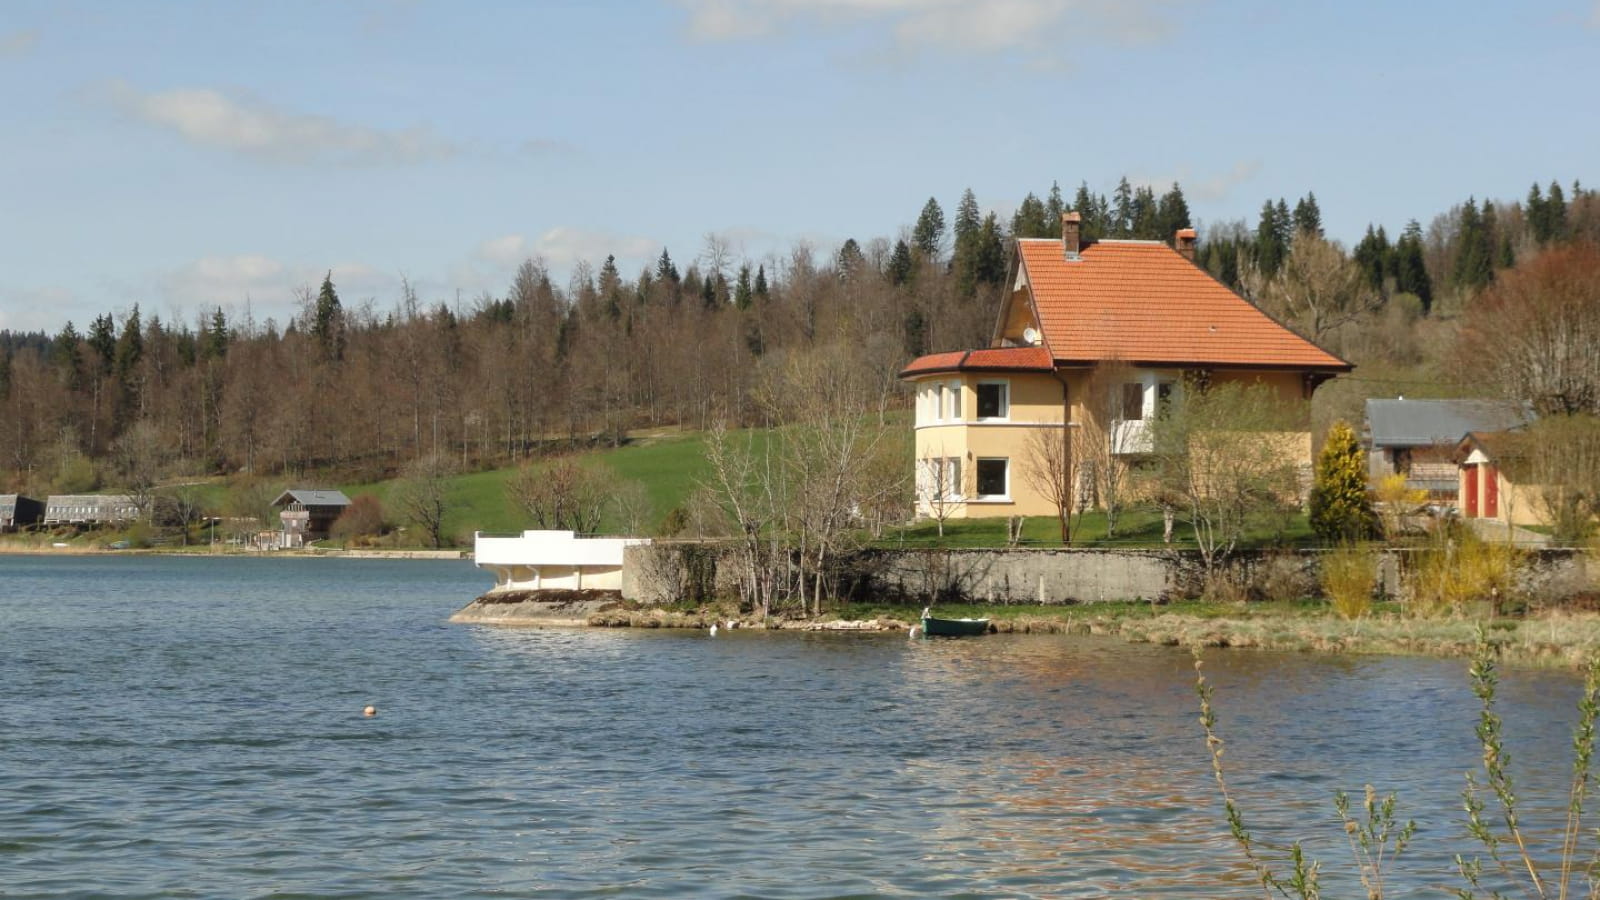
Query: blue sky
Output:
[[2, 0, 1597, 333]]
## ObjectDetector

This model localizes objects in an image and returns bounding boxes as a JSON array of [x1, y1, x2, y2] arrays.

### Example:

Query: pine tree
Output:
[[1453, 198, 1493, 291], [312, 272, 346, 361], [975, 212, 1007, 286], [953, 189, 981, 247], [1111, 176, 1135, 237], [53, 321, 84, 390], [1255, 199, 1288, 277], [1547, 180, 1569, 241], [1011, 192, 1050, 239], [204, 307, 229, 360], [1292, 192, 1323, 237], [1394, 220, 1433, 314], [1527, 182, 1551, 244], [1352, 224, 1391, 291], [1157, 182, 1191, 243], [1129, 185, 1159, 239], [1045, 181, 1065, 227], [887, 240, 914, 287], [1072, 181, 1106, 241], [733, 264, 753, 309], [1309, 421, 1373, 541], [754, 265, 768, 299], [88, 313, 116, 377], [912, 197, 946, 259], [655, 248, 680, 285]]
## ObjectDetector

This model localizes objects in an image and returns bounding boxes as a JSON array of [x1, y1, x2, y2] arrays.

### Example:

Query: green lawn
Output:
[[880, 506, 1316, 550]]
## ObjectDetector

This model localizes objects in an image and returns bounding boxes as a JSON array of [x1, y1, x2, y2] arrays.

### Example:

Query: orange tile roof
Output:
[[899, 346, 1054, 379], [1017, 239, 1350, 370]]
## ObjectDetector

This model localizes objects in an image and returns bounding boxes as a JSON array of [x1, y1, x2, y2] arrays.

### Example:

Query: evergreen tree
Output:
[[53, 321, 84, 390], [1157, 182, 1191, 243], [1072, 181, 1106, 241], [1452, 198, 1493, 291], [733, 264, 753, 309], [1547, 180, 1569, 241], [754, 264, 768, 299], [1012, 192, 1051, 239], [655, 248, 680, 285], [1044, 181, 1065, 228], [0, 349, 9, 402], [1497, 233, 1516, 269], [953, 189, 981, 247], [974, 213, 1007, 286], [887, 239, 914, 287], [1352, 224, 1391, 291], [1292, 192, 1323, 237], [1309, 421, 1374, 541], [1129, 184, 1159, 239], [204, 307, 229, 360], [1394, 220, 1433, 314], [1527, 182, 1551, 244], [1255, 200, 1288, 277], [837, 239, 865, 282], [1110, 176, 1135, 237], [699, 271, 717, 309], [903, 308, 927, 357], [88, 313, 116, 377], [912, 197, 946, 258], [313, 272, 346, 361], [114, 305, 143, 382]]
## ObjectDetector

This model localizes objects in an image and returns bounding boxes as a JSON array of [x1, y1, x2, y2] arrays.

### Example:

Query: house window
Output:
[[947, 380, 962, 420], [917, 457, 963, 500], [976, 381, 1009, 420], [1120, 383, 1145, 421], [932, 383, 946, 422], [975, 458, 1009, 499], [1156, 382, 1174, 416]]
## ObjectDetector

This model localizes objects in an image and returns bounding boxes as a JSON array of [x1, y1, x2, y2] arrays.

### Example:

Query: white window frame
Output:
[[973, 457, 1010, 501], [975, 379, 1010, 422], [946, 379, 962, 420]]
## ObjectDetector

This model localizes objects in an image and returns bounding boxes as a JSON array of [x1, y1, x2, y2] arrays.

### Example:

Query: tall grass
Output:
[[1321, 543, 1377, 620]]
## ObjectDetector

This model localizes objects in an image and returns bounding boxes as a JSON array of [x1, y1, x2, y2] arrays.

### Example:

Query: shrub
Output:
[[1373, 473, 1428, 541], [1320, 543, 1377, 620], [1309, 421, 1374, 542], [331, 495, 387, 546], [1405, 525, 1519, 617]]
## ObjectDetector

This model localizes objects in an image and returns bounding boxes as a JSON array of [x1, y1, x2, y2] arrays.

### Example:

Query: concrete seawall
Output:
[[623, 543, 1598, 606]]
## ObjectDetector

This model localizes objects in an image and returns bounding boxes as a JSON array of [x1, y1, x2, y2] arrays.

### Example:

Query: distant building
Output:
[[1364, 398, 1535, 498], [1, 494, 44, 531], [1455, 431, 1548, 527], [272, 489, 352, 547], [41, 494, 140, 526]]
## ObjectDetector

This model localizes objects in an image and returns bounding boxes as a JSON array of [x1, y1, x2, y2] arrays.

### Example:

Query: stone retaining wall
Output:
[[623, 543, 1598, 607]]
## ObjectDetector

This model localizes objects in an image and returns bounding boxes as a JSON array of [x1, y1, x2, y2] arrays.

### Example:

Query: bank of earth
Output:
[[449, 593, 1600, 670]]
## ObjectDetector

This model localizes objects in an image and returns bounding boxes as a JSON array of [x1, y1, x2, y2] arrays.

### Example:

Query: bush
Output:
[[1405, 525, 1518, 617], [1309, 421, 1374, 542], [1320, 543, 1377, 619], [331, 495, 387, 547]]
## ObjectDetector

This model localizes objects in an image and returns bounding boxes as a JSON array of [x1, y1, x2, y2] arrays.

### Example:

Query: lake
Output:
[[0, 554, 1588, 898]]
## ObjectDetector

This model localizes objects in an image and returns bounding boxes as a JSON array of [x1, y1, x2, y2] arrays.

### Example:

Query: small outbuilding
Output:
[[272, 489, 352, 548], [1455, 431, 1547, 527], [0, 494, 44, 531], [1364, 398, 1534, 498]]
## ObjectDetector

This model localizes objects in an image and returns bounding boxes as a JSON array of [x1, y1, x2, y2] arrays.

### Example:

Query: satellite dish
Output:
[[1022, 327, 1040, 346]]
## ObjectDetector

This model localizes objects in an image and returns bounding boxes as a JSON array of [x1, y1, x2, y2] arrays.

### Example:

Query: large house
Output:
[[898, 214, 1350, 519]]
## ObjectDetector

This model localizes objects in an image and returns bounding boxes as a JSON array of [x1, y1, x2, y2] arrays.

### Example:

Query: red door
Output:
[[1484, 465, 1499, 519], [1464, 465, 1478, 517]]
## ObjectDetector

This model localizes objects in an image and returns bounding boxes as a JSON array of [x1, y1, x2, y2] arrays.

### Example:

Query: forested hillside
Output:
[[2, 177, 1598, 497]]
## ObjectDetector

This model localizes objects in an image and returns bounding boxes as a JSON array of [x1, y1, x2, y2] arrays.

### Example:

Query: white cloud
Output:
[[99, 80, 460, 166], [0, 29, 38, 58], [676, 0, 1179, 58], [530, 227, 659, 269], [1129, 160, 1262, 203]]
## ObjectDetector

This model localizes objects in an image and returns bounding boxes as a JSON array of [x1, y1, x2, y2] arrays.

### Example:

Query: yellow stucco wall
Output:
[[907, 367, 1316, 520]]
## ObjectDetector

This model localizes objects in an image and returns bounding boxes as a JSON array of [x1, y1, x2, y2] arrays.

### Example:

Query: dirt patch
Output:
[[449, 589, 629, 626]]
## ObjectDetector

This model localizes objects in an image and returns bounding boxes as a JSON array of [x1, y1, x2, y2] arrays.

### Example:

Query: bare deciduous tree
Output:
[[392, 453, 457, 548]]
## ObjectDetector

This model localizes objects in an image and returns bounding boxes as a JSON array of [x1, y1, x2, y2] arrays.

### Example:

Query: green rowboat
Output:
[[919, 607, 990, 637]]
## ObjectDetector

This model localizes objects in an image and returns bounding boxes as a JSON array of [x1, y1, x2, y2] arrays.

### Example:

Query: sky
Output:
[[2, 0, 1597, 334]]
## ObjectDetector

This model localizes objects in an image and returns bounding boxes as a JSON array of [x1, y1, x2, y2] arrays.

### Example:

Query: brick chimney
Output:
[[1175, 227, 1198, 261], [1061, 211, 1082, 261]]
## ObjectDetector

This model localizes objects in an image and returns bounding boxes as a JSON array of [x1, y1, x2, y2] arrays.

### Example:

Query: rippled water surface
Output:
[[0, 555, 1590, 897]]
